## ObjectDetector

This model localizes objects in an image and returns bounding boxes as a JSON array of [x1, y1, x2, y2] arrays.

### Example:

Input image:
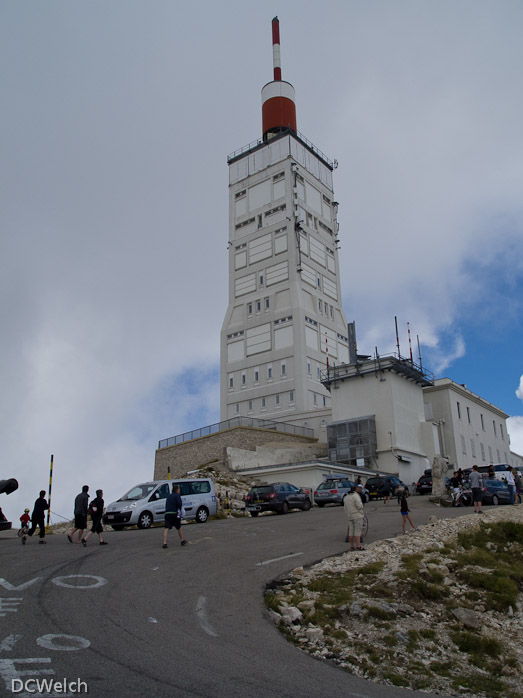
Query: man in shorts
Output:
[[469, 465, 483, 514], [67, 485, 89, 543], [163, 484, 187, 549]]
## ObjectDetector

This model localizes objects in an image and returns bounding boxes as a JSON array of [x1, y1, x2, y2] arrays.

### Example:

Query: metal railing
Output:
[[158, 416, 314, 449], [321, 353, 435, 386], [227, 129, 334, 169]]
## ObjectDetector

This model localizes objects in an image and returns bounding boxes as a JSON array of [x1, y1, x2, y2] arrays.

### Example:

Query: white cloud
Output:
[[507, 417, 523, 456], [516, 376, 523, 401], [1, 2, 523, 521]]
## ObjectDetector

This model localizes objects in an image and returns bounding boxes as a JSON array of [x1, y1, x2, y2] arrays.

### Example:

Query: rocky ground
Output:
[[266, 505, 523, 698]]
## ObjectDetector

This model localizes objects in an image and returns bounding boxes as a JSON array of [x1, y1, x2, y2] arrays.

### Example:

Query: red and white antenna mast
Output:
[[272, 16, 282, 81], [261, 17, 297, 140], [407, 322, 413, 362]]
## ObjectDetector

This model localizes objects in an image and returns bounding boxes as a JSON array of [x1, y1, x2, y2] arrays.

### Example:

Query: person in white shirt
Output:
[[344, 485, 365, 551], [504, 469, 516, 505]]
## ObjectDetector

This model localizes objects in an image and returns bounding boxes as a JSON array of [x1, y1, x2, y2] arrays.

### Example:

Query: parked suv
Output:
[[365, 476, 409, 500], [416, 475, 433, 495], [314, 479, 370, 506], [103, 478, 217, 529], [245, 482, 311, 516]]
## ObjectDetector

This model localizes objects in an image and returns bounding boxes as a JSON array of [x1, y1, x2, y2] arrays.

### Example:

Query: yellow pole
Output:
[[167, 466, 171, 480], [46, 454, 54, 533]]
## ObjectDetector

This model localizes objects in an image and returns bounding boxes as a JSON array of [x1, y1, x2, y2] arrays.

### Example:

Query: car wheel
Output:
[[302, 499, 311, 511], [316, 502, 325, 508], [492, 495, 499, 506], [137, 511, 153, 529], [250, 511, 258, 517], [111, 525, 125, 531], [279, 501, 289, 515], [195, 506, 209, 523]]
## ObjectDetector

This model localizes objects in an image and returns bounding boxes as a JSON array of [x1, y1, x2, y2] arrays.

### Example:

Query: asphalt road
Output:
[[0, 497, 473, 698]]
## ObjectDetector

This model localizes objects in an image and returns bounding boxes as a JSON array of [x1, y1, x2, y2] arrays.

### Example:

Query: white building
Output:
[[423, 378, 513, 470], [323, 355, 434, 483], [322, 356, 522, 482], [220, 19, 349, 440]]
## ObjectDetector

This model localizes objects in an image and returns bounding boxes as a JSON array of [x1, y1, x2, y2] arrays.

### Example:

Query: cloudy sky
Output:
[[1, 0, 522, 522]]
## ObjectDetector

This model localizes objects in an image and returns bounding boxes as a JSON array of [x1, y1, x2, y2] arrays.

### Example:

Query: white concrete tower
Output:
[[220, 17, 349, 441]]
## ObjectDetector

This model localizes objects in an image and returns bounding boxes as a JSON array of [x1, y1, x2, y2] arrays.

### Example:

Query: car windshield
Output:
[[119, 483, 158, 501], [366, 479, 382, 487], [250, 486, 273, 495]]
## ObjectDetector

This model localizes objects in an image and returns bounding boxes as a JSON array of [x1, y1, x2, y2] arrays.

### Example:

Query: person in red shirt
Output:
[[20, 508, 31, 545]]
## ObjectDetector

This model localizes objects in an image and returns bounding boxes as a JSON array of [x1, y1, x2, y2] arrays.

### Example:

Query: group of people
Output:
[[449, 465, 522, 512], [66, 485, 107, 546], [18, 485, 107, 546], [18, 482, 187, 549], [19, 490, 49, 544], [343, 481, 416, 550]]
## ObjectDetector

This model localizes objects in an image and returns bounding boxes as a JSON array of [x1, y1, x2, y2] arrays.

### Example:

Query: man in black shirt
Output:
[[27, 490, 49, 543]]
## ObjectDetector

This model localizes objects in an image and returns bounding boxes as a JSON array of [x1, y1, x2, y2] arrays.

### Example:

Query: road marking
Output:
[[0, 578, 41, 591], [189, 536, 213, 544], [51, 575, 107, 589], [0, 635, 22, 651], [195, 596, 218, 637], [0, 599, 23, 617], [256, 552, 303, 566], [36, 635, 90, 651]]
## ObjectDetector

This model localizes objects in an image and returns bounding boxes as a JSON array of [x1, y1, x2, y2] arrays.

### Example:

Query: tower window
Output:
[[259, 273, 264, 286], [289, 391, 295, 404], [261, 397, 266, 409], [264, 297, 270, 310], [254, 368, 259, 383], [267, 365, 273, 380], [229, 376, 234, 389], [281, 361, 286, 377], [256, 300, 261, 313], [247, 303, 253, 316]]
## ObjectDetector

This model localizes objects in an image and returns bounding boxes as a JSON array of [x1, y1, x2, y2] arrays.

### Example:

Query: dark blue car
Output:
[[245, 482, 311, 516], [482, 479, 511, 506]]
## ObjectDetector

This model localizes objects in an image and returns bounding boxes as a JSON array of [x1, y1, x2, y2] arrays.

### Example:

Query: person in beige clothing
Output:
[[344, 485, 365, 551]]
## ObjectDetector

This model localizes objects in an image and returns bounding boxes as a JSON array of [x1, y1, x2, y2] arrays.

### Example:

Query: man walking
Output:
[[344, 485, 365, 551], [27, 490, 49, 544], [82, 489, 107, 546], [162, 484, 187, 549], [469, 465, 483, 514], [67, 485, 89, 543]]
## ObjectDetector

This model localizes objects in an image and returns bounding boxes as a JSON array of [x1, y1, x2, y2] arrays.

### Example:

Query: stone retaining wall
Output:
[[154, 426, 318, 479]]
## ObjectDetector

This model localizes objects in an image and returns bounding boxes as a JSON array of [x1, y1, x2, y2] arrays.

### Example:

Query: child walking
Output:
[[400, 493, 416, 533], [20, 508, 31, 545]]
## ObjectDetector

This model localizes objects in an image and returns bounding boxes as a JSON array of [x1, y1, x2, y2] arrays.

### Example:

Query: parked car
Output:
[[416, 475, 433, 495], [245, 482, 311, 516], [365, 476, 410, 500], [481, 479, 512, 506], [103, 478, 217, 529], [313, 479, 369, 506]]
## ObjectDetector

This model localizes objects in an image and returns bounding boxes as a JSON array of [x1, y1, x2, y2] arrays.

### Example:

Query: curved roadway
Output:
[[0, 498, 470, 697]]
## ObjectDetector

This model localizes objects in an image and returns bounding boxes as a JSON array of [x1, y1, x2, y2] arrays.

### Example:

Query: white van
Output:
[[102, 478, 217, 530]]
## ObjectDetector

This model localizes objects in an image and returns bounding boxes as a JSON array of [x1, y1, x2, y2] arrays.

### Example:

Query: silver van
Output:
[[102, 478, 217, 530]]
